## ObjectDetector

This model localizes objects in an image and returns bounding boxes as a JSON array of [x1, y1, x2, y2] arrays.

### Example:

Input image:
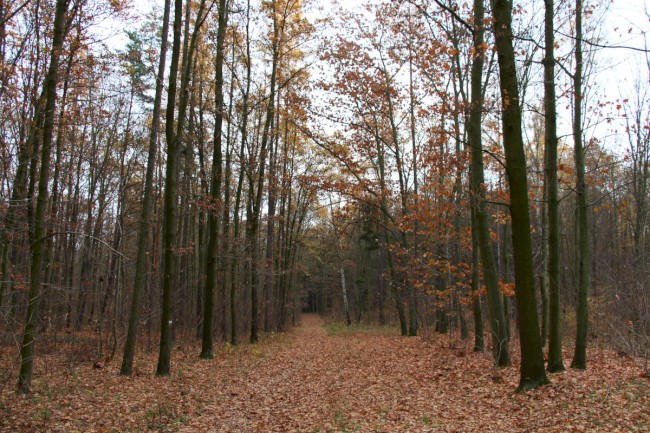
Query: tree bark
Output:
[[18, 0, 71, 393], [571, 0, 590, 370], [200, 0, 228, 360], [468, 0, 509, 366], [470, 206, 485, 352], [490, 0, 549, 391], [229, 0, 253, 346], [247, 0, 280, 344], [544, 0, 565, 373], [157, 0, 208, 375], [120, 0, 171, 376]]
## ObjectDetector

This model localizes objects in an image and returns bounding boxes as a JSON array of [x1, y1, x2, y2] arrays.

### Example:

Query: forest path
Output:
[[178, 315, 648, 432], [179, 314, 455, 432], [2, 315, 647, 432]]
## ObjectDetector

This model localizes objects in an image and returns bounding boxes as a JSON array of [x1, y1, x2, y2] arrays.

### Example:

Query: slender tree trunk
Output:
[[490, 0, 549, 391], [544, 0, 565, 373], [229, 0, 252, 347], [407, 20, 420, 338], [18, 0, 70, 393], [384, 236, 407, 335], [502, 221, 511, 342], [276, 191, 288, 330], [448, 26, 469, 340], [471, 207, 484, 352], [158, 0, 208, 375], [201, 0, 228, 359], [218, 40, 236, 340], [248, 0, 280, 344], [44, 53, 74, 297], [230, 148, 244, 346], [372, 117, 407, 336], [276, 137, 293, 331], [540, 184, 549, 347], [571, 0, 590, 370], [331, 199, 351, 326], [263, 106, 280, 333], [120, 0, 171, 376], [176, 124, 193, 336], [65, 146, 83, 329], [339, 260, 351, 326], [468, 0, 509, 366], [382, 63, 416, 336], [435, 243, 449, 335]]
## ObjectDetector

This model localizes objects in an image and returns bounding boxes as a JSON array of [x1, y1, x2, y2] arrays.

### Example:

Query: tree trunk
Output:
[[120, 0, 171, 376], [372, 116, 407, 336], [200, 0, 228, 360], [229, 0, 252, 346], [471, 207, 485, 352], [18, 0, 71, 393], [544, 0, 565, 373], [571, 0, 590, 370], [247, 0, 280, 344], [158, 0, 208, 375], [382, 61, 416, 336], [468, 0, 509, 366], [490, 0, 549, 391]]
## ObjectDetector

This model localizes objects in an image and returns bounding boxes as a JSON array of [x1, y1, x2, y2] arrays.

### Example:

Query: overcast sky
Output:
[[110, 0, 648, 151]]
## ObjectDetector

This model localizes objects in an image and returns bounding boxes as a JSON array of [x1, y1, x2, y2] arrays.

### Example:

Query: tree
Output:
[[571, 0, 590, 370], [157, 0, 209, 375], [18, 0, 73, 393], [489, 0, 549, 391], [245, 0, 281, 345], [543, 0, 564, 373], [229, 0, 253, 346], [200, 0, 229, 360], [330, 198, 352, 326], [120, 0, 172, 376], [470, 206, 484, 352], [467, 0, 509, 366]]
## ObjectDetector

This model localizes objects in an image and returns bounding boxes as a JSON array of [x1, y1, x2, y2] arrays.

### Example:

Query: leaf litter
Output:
[[0, 314, 648, 432]]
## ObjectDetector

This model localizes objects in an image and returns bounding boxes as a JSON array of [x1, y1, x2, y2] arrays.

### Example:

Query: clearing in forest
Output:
[[1, 314, 648, 432]]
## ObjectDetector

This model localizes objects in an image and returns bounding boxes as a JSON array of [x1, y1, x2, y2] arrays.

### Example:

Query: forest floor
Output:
[[0, 314, 648, 432]]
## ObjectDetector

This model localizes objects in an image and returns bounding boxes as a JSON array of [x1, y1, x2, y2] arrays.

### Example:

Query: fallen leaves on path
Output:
[[0, 315, 648, 432]]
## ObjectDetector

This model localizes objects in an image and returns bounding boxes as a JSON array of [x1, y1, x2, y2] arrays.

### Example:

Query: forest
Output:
[[0, 0, 649, 430]]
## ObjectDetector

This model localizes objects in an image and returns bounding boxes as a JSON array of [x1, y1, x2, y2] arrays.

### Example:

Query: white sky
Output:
[[585, 0, 649, 153], [109, 0, 648, 151]]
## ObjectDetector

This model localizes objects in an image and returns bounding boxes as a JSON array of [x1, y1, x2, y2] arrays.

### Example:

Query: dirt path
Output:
[[180, 315, 487, 432], [181, 314, 370, 432], [176, 315, 648, 432]]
